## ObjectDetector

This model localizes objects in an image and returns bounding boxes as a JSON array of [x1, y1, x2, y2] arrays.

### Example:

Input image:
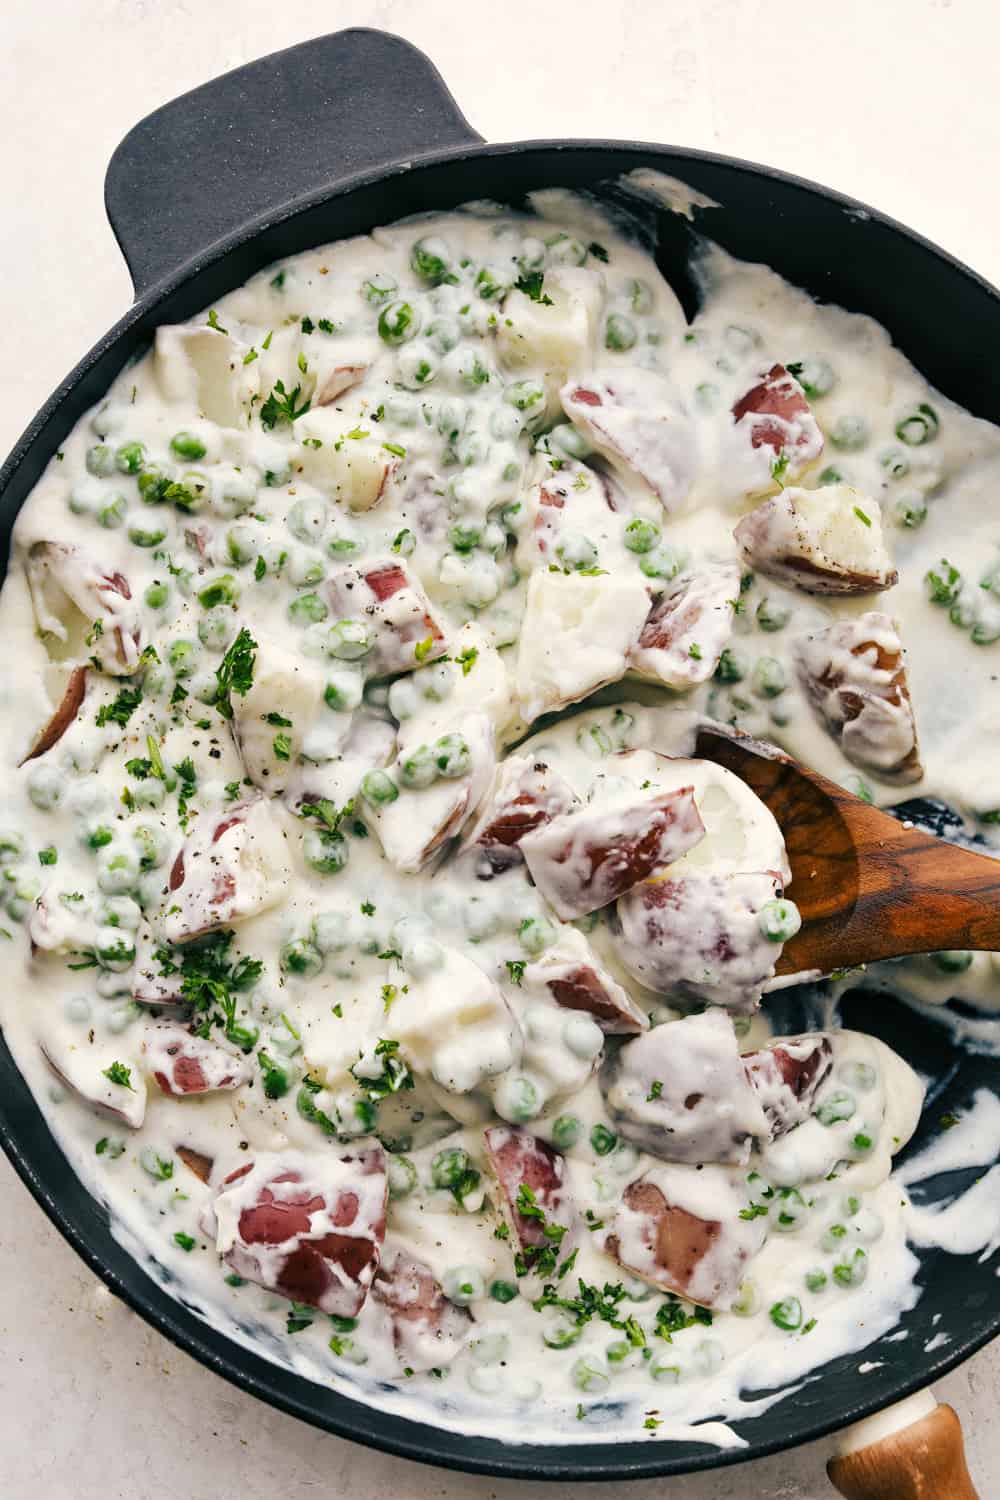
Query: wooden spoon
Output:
[[693, 725, 1000, 979], [827, 1400, 981, 1499]]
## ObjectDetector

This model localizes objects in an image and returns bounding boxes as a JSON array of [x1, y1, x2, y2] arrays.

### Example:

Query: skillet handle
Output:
[[827, 1398, 981, 1499], [104, 28, 482, 300]]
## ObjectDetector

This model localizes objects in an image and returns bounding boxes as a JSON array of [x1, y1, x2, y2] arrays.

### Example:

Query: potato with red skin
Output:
[[26, 540, 143, 674], [743, 1034, 834, 1138], [143, 1021, 253, 1097], [611, 869, 786, 1013], [734, 485, 896, 595], [796, 611, 922, 782], [177, 1146, 214, 1183], [317, 364, 368, 405], [729, 363, 824, 493], [161, 796, 291, 945], [602, 1162, 769, 1309], [523, 927, 647, 1035], [560, 371, 697, 511], [202, 1148, 387, 1316], [20, 666, 88, 766], [460, 755, 580, 878], [39, 1040, 146, 1130], [370, 713, 495, 875], [602, 1009, 770, 1163], [630, 563, 741, 691], [372, 1252, 472, 1372], [326, 558, 448, 676], [519, 786, 705, 921], [483, 1125, 573, 1254]]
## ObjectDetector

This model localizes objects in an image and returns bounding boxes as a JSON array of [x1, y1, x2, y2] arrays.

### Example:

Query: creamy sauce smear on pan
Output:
[[1, 189, 998, 1447]]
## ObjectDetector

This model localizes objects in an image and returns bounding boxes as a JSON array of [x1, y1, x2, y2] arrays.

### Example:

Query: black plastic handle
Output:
[[104, 28, 482, 299]]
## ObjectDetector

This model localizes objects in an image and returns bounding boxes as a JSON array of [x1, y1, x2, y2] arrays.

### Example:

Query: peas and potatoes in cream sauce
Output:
[[1, 187, 998, 1447]]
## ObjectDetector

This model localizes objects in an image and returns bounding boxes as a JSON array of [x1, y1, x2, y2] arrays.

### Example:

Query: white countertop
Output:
[[0, 2, 997, 1496]]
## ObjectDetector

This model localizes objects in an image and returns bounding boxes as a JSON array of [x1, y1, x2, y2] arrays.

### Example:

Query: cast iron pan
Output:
[[0, 27, 997, 1482]]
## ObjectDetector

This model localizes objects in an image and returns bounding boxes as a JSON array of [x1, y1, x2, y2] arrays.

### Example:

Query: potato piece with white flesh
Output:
[[201, 1147, 387, 1316], [796, 612, 922, 782], [735, 485, 896, 595], [460, 754, 580, 878], [20, 665, 88, 766], [514, 570, 650, 723], [385, 948, 519, 1095], [520, 784, 705, 921], [483, 1125, 574, 1270], [397, 624, 512, 743], [520, 462, 620, 569], [728, 363, 824, 495], [369, 712, 495, 874], [602, 1163, 768, 1309], [296, 409, 397, 512], [611, 869, 786, 1013], [561, 370, 697, 511], [230, 637, 328, 791], [497, 267, 604, 418], [26, 541, 142, 674], [629, 562, 741, 690], [521, 924, 646, 1036], [162, 797, 291, 945], [39, 1031, 146, 1130], [143, 1021, 253, 1097], [603, 1009, 770, 1164], [153, 324, 260, 428], [742, 1033, 834, 1139], [372, 1253, 472, 1373], [326, 559, 448, 677]]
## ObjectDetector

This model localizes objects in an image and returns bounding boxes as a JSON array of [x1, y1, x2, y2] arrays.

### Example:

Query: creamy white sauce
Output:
[[0, 192, 997, 1449]]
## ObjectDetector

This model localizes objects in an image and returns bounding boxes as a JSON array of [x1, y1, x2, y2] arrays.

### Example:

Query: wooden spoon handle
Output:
[[827, 1403, 980, 1499]]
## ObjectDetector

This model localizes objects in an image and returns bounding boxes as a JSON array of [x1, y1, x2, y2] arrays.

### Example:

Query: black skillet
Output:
[[0, 26, 996, 1484]]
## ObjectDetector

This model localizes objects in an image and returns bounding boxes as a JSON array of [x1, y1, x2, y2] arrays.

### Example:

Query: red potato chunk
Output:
[[730, 363, 823, 487], [40, 1040, 146, 1130], [743, 1033, 834, 1139], [20, 666, 88, 765], [372, 1252, 472, 1372], [143, 1021, 253, 1097], [529, 466, 619, 561], [26, 541, 143, 674], [630, 562, 741, 691], [560, 371, 696, 511], [603, 1164, 768, 1309], [519, 787, 705, 921], [611, 870, 785, 1013], [177, 1146, 214, 1183], [202, 1148, 387, 1316], [460, 756, 580, 878], [734, 485, 896, 595], [796, 611, 922, 782], [317, 364, 369, 405], [371, 713, 495, 875], [326, 559, 448, 676], [162, 796, 291, 946], [602, 1009, 770, 1163], [484, 1125, 573, 1256], [525, 934, 647, 1035]]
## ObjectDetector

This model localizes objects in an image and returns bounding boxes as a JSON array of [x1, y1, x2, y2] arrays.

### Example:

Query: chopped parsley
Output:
[[173, 1231, 196, 1252], [38, 847, 57, 866], [646, 1080, 663, 1102], [102, 1061, 134, 1090], [272, 732, 292, 761], [260, 379, 311, 429], [96, 684, 142, 729], [414, 636, 435, 663], [654, 1295, 712, 1341], [770, 450, 790, 484], [214, 627, 258, 720], [206, 309, 228, 335], [588, 241, 609, 263], [534, 1278, 645, 1347], [514, 269, 554, 305], [854, 505, 872, 527], [351, 1038, 413, 1101], [456, 645, 478, 675], [505, 960, 526, 986]]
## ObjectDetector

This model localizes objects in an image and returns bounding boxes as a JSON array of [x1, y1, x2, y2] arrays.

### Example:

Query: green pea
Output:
[[496, 1074, 541, 1123], [504, 380, 545, 413], [639, 545, 685, 581], [129, 522, 166, 548], [303, 829, 349, 875], [758, 898, 801, 943], [543, 1317, 582, 1350], [805, 1268, 828, 1293], [387, 1154, 417, 1200], [280, 938, 324, 977], [97, 848, 139, 895], [323, 672, 363, 713], [818, 465, 844, 486], [448, 522, 481, 554], [925, 559, 961, 605], [361, 272, 397, 305], [197, 575, 238, 610], [168, 639, 200, 678], [0, 832, 24, 864], [571, 1356, 610, 1394], [546, 233, 587, 267], [831, 415, 868, 451], [137, 464, 171, 504], [518, 916, 554, 955], [552, 1114, 582, 1151], [398, 745, 437, 790], [556, 533, 599, 571], [327, 530, 363, 561], [226, 525, 257, 566], [288, 593, 329, 626], [605, 314, 637, 352], [731, 1279, 759, 1317], [115, 441, 146, 475], [360, 770, 398, 806], [893, 492, 927, 528], [590, 1123, 617, 1157], [431, 1146, 471, 1190], [606, 1339, 634, 1365], [879, 446, 910, 480], [85, 443, 116, 478], [752, 657, 786, 698], [714, 647, 746, 684], [97, 934, 137, 970], [769, 1297, 803, 1331], [197, 609, 232, 650], [411, 237, 456, 285], [170, 431, 207, 461], [98, 495, 127, 529], [328, 619, 371, 659], [833, 1248, 868, 1288], [144, 581, 170, 609], [378, 300, 420, 345], [795, 358, 836, 399], [895, 403, 938, 445], [490, 1279, 519, 1304], [549, 423, 590, 460], [815, 1089, 856, 1126], [629, 278, 653, 314], [972, 614, 1000, 646], [391, 528, 417, 558], [624, 517, 661, 554], [649, 1354, 682, 1384], [476, 265, 508, 301], [756, 596, 791, 632]]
